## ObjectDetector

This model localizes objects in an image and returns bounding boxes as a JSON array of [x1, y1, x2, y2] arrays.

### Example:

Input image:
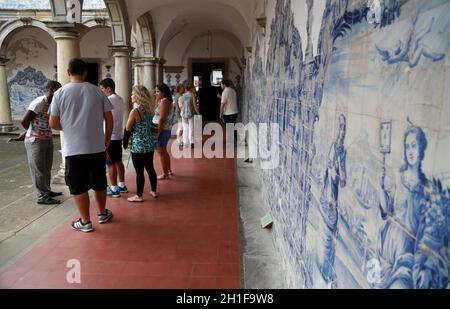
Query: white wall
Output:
[[163, 29, 243, 88], [6, 27, 55, 80], [152, 2, 249, 58], [80, 27, 115, 81]]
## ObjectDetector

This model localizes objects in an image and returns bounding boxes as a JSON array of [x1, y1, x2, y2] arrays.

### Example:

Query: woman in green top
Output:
[[125, 85, 158, 202]]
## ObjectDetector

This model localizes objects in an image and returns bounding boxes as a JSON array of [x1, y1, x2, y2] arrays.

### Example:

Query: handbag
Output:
[[123, 128, 131, 149]]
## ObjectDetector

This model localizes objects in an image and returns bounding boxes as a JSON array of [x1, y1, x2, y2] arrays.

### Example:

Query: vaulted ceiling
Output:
[[120, 0, 253, 60]]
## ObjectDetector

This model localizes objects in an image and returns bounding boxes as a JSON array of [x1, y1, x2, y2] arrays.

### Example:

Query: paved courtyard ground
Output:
[[0, 135, 67, 243]]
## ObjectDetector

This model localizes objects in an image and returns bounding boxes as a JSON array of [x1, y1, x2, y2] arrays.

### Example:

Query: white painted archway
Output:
[[0, 19, 56, 56]]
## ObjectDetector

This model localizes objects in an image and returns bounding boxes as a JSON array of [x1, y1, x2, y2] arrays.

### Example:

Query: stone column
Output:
[[141, 59, 151, 91], [112, 46, 134, 124], [51, 27, 81, 184], [0, 57, 14, 132], [133, 60, 142, 86], [54, 29, 80, 84], [138, 57, 157, 92], [149, 59, 156, 90], [156, 58, 166, 84]]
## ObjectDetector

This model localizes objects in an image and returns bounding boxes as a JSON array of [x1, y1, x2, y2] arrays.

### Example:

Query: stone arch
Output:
[[80, 18, 112, 39], [0, 22, 57, 121], [103, 0, 131, 46], [0, 19, 56, 57], [82, 18, 112, 29], [135, 12, 155, 57]]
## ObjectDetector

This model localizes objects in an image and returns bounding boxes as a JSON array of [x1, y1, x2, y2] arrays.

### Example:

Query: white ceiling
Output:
[[124, 0, 253, 55], [124, 0, 253, 27]]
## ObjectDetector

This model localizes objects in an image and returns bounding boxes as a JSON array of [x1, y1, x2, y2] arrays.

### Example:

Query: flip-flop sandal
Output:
[[157, 174, 170, 180], [127, 196, 143, 203]]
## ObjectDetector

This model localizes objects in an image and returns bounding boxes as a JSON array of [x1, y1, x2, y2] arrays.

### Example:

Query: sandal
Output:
[[150, 191, 159, 198], [168, 170, 174, 176], [127, 195, 143, 203], [157, 174, 170, 180]]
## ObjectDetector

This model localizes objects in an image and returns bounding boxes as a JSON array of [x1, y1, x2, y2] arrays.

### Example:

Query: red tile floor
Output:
[[0, 144, 240, 289]]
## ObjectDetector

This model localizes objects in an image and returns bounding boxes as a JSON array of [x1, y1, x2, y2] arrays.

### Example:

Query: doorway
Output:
[[85, 62, 99, 86], [191, 61, 226, 122]]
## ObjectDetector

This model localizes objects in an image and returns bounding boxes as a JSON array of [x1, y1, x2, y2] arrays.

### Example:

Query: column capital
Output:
[[133, 57, 155, 65], [142, 57, 165, 65], [132, 58, 143, 66], [144, 57, 163, 65], [110, 46, 135, 57], [0, 57, 9, 65], [46, 22, 83, 39], [156, 58, 166, 65]]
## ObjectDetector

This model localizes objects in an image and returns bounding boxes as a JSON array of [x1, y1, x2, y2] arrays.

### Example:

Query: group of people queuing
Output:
[[19, 57, 239, 233], [171, 79, 238, 148]]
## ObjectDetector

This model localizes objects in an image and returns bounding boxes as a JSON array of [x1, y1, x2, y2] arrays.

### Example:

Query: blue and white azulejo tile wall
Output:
[[243, 0, 450, 289]]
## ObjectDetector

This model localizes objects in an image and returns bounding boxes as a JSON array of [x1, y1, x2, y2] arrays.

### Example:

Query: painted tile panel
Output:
[[243, 0, 450, 288]]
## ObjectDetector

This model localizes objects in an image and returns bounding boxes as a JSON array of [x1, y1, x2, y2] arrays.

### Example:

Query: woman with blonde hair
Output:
[[123, 85, 158, 202]]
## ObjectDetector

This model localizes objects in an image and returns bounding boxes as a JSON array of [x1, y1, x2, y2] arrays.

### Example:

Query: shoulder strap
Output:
[[135, 108, 143, 122]]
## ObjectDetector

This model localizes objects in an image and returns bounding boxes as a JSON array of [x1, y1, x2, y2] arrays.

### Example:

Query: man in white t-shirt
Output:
[[50, 58, 114, 233], [99, 78, 128, 198], [218, 80, 239, 144], [21, 80, 62, 205]]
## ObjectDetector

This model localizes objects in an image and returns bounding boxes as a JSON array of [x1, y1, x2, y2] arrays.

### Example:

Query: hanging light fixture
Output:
[[206, 30, 212, 58]]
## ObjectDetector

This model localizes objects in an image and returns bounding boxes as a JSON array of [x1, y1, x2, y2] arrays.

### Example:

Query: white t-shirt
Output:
[[221, 87, 238, 115], [26, 95, 52, 139], [50, 82, 113, 157], [108, 94, 125, 141]]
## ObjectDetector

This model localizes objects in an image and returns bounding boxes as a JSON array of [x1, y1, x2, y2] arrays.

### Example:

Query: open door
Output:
[[192, 62, 225, 122], [85, 62, 99, 86]]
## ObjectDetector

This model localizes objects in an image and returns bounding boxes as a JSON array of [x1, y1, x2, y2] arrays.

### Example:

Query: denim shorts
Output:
[[157, 129, 172, 148]]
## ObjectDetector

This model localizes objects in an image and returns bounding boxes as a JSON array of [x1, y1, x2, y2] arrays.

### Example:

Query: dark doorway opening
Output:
[[85, 62, 99, 86], [192, 62, 225, 122]]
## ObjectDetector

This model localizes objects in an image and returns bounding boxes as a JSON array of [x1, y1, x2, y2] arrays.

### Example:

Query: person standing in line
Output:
[[21, 80, 63, 205], [173, 84, 184, 147], [99, 78, 128, 198], [180, 84, 197, 148], [153, 83, 175, 180], [123, 85, 158, 202], [188, 85, 199, 115], [218, 80, 239, 144], [50, 58, 114, 233]]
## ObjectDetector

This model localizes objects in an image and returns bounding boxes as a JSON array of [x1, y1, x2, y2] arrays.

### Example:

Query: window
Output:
[[210, 69, 223, 87], [193, 76, 201, 91]]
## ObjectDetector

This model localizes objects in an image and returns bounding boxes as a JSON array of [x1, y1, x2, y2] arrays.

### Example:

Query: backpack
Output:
[[181, 92, 195, 119], [168, 101, 178, 126]]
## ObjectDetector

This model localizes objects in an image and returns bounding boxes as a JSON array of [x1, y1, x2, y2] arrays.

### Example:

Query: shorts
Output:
[[157, 129, 172, 148], [106, 140, 123, 165], [65, 152, 108, 195]]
